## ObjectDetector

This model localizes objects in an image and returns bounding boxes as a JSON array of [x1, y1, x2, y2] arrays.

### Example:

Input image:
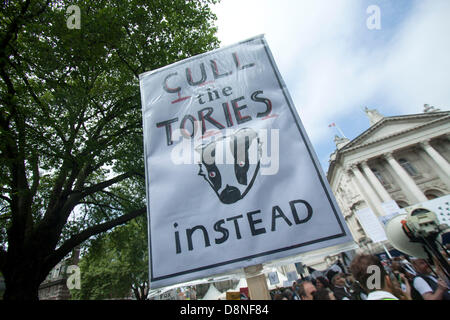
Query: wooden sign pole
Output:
[[244, 264, 271, 300]]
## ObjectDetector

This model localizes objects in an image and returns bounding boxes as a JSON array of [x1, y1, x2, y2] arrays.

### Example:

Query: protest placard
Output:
[[139, 35, 353, 289]]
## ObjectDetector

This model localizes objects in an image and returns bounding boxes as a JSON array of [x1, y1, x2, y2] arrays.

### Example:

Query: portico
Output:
[[327, 106, 450, 248]]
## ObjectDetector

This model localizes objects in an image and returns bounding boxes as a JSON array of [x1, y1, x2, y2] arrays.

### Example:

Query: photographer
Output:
[[389, 269, 413, 300], [350, 254, 411, 300], [391, 259, 422, 300], [411, 258, 450, 300]]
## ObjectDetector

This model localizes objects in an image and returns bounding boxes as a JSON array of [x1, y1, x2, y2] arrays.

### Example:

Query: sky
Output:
[[211, 0, 450, 172]]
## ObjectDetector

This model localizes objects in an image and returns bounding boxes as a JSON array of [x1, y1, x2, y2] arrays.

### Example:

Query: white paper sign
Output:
[[268, 272, 280, 285], [356, 207, 387, 243], [286, 271, 298, 282], [154, 289, 177, 300], [139, 35, 353, 289], [381, 200, 401, 214], [379, 200, 405, 226]]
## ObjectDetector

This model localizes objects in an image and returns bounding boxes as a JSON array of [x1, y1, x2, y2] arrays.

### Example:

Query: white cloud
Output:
[[213, 0, 450, 169], [214, 0, 363, 139], [378, 0, 450, 114]]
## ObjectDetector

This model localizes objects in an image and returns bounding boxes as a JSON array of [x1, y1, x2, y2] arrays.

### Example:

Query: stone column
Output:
[[244, 265, 271, 300], [383, 152, 428, 203], [347, 164, 383, 216], [360, 160, 393, 202], [345, 213, 364, 242], [419, 140, 450, 189]]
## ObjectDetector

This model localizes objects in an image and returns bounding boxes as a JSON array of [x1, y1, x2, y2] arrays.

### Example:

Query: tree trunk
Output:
[[1, 207, 146, 300], [2, 257, 45, 300]]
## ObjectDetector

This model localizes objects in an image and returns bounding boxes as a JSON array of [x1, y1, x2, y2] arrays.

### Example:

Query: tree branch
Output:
[[100, 190, 133, 206], [43, 206, 146, 273], [79, 172, 135, 199], [0, 1, 31, 58], [0, 247, 6, 271], [30, 152, 40, 198], [0, 194, 12, 203], [80, 201, 121, 212], [115, 49, 140, 79]]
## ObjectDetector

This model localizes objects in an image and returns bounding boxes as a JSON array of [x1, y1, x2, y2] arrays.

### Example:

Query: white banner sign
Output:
[[356, 207, 387, 243], [139, 35, 353, 289]]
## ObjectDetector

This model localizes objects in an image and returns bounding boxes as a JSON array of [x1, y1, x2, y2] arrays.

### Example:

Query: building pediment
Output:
[[341, 111, 450, 152]]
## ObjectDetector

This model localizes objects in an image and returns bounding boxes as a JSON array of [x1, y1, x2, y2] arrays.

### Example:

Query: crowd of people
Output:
[[270, 252, 450, 300]]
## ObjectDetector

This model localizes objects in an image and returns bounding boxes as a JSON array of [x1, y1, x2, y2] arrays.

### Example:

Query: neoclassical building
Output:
[[327, 105, 450, 251]]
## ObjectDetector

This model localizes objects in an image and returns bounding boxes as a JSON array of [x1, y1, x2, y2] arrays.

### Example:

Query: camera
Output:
[[401, 206, 450, 280], [404, 207, 449, 238]]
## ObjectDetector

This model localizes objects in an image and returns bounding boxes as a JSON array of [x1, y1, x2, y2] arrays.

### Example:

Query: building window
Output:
[[52, 267, 59, 278], [371, 167, 387, 185], [425, 189, 444, 200], [395, 200, 409, 208], [398, 158, 418, 176]]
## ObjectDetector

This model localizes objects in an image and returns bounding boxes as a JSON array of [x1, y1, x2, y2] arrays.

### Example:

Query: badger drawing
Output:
[[196, 128, 262, 204]]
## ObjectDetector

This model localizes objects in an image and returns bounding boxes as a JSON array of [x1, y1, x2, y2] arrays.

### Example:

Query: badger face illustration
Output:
[[196, 128, 261, 204]]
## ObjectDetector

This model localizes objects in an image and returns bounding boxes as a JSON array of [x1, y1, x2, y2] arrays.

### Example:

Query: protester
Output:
[[294, 284, 303, 300], [270, 288, 282, 300], [282, 288, 295, 300], [272, 293, 286, 300], [391, 259, 419, 300], [399, 255, 417, 279], [344, 273, 355, 287], [297, 281, 317, 300], [314, 276, 331, 290], [269, 253, 450, 301], [291, 282, 301, 300], [325, 269, 338, 285], [291, 288, 301, 300], [313, 288, 336, 300], [330, 272, 352, 300], [350, 253, 411, 300], [342, 273, 366, 300], [411, 258, 450, 300], [348, 279, 368, 300]]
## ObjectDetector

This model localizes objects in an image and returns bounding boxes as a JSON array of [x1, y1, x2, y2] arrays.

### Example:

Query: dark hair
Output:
[[326, 270, 338, 283], [297, 280, 314, 298], [348, 280, 366, 300], [350, 254, 387, 292], [331, 272, 346, 286], [315, 276, 330, 289], [283, 288, 294, 300], [313, 288, 333, 300], [391, 261, 407, 275], [273, 293, 284, 300]]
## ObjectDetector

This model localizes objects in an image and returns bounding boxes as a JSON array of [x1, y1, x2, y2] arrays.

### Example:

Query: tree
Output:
[[0, 0, 219, 300], [71, 216, 149, 300]]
